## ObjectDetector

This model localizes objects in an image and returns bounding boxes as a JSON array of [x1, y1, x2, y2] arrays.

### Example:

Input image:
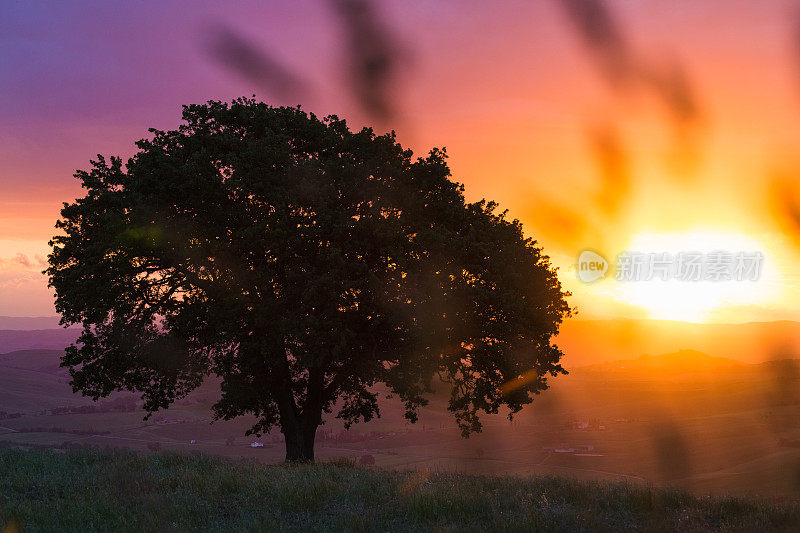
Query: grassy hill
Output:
[[0, 449, 798, 532]]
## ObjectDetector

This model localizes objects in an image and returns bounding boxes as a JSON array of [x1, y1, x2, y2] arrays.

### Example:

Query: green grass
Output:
[[0, 449, 798, 532]]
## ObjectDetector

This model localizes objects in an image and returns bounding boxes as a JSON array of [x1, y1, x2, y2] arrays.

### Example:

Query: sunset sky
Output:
[[4, 0, 800, 322]]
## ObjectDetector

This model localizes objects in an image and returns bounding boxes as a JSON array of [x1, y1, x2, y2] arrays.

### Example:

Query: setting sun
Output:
[[609, 231, 779, 322]]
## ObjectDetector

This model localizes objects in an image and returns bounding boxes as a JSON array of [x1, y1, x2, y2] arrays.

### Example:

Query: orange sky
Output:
[[3, 1, 800, 321]]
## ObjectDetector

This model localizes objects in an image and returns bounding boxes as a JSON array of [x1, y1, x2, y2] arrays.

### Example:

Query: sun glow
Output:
[[609, 231, 779, 323]]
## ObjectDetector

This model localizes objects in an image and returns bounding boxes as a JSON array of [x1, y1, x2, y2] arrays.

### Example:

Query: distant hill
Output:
[[0, 329, 79, 353], [575, 349, 746, 377], [0, 349, 67, 375], [0, 316, 67, 330], [557, 318, 800, 367], [570, 348, 800, 389], [4, 316, 800, 367], [0, 349, 83, 413]]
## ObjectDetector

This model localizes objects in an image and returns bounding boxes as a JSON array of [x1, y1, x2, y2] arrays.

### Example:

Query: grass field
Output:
[[0, 449, 799, 532]]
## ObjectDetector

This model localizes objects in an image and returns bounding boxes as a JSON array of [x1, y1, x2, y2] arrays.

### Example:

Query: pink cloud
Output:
[[13, 253, 32, 268]]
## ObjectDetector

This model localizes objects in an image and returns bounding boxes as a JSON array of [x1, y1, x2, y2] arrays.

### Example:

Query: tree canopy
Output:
[[47, 98, 572, 460]]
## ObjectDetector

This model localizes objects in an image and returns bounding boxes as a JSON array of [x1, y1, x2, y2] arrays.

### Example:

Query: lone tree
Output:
[[47, 99, 572, 461]]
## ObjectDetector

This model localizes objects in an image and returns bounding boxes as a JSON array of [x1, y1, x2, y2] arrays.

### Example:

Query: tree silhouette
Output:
[[47, 98, 572, 461]]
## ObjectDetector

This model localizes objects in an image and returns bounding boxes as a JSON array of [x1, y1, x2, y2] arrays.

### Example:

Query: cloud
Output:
[[0, 268, 54, 315], [0, 253, 48, 271], [13, 253, 32, 268]]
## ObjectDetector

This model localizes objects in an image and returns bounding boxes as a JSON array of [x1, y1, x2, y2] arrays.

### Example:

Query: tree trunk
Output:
[[283, 424, 317, 462], [275, 364, 325, 462]]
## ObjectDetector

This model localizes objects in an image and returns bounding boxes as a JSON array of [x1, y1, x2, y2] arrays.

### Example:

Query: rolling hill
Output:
[[575, 349, 747, 377], [0, 329, 79, 352], [557, 319, 800, 367]]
